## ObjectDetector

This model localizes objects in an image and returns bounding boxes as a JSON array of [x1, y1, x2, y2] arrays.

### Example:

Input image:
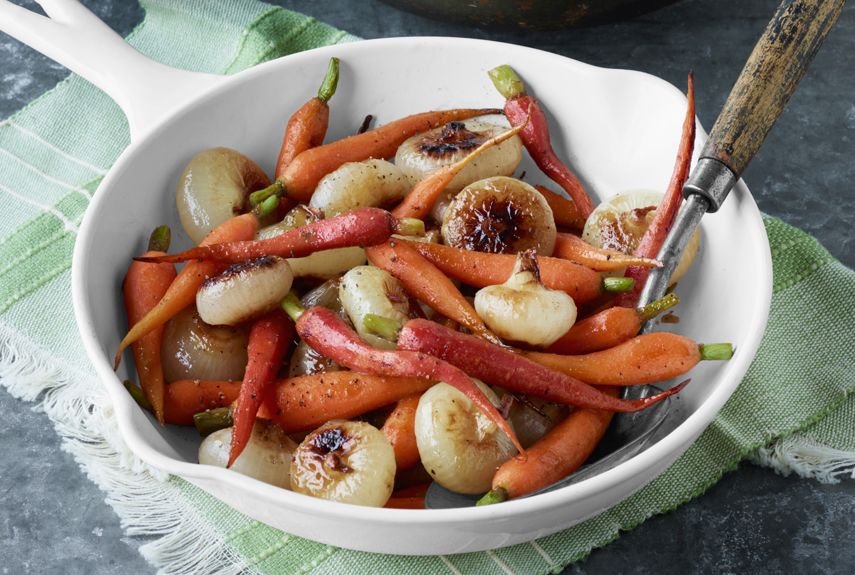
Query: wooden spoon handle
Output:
[[701, 0, 844, 178]]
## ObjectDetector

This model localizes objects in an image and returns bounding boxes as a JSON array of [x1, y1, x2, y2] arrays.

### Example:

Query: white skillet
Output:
[[0, 0, 771, 555]]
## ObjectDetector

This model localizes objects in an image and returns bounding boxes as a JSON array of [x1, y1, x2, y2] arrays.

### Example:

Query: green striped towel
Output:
[[1, 1, 854, 573]]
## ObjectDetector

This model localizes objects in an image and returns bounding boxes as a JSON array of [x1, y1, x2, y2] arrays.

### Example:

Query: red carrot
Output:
[[489, 65, 596, 218], [295, 306, 523, 454], [228, 310, 294, 467], [122, 226, 176, 424], [618, 72, 695, 307], [136, 208, 404, 265], [397, 319, 687, 412], [274, 58, 338, 179]]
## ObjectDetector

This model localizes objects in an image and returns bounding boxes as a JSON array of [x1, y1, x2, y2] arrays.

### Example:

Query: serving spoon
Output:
[[427, 0, 844, 509]]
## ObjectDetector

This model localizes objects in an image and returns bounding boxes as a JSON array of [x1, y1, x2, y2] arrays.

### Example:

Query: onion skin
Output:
[[160, 306, 248, 383]]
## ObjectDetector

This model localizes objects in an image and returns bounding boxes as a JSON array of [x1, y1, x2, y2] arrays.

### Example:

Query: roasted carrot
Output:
[[618, 72, 696, 307], [535, 185, 586, 230], [381, 394, 422, 470], [392, 121, 526, 220], [547, 293, 680, 355], [553, 233, 662, 272], [228, 310, 294, 467], [163, 379, 242, 426], [115, 212, 261, 369], [137, 208, 405, 265], [296, 306, 523, 453], [479, 387, 619, 503], [385, 483, 429, 509], [366, 239, 500, 343], [274, 58, 339, 179], [263, 371, 433, 433], [397, 318, 688, 412], [403, 240, 603, 304], [489, 65, 596, 218], [254, 108, 502, 204], [123, 226, 177, 424], [526, 332, 712, 386]]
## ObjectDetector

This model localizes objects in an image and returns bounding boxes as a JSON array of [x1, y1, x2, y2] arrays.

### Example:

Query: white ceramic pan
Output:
[[0, 0, 771, 555]]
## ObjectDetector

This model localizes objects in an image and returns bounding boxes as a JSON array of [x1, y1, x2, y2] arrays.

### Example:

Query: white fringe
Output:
[[749, 435, 855, 485], [0, 321, 258, 575]]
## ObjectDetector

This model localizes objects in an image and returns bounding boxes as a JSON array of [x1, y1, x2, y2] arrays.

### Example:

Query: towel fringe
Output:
[[749, 435, 855, 484], [0, 322, 257, 575]]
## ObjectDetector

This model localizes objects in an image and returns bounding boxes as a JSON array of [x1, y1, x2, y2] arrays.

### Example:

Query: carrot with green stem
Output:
[[136, 208, 422, 265], [547, 293, 680, 355], [535, 185, 586, 231], [381, 394, 422, 470], [402, 240, 610, 303], [489, 64, 596, 218], [115, 200, 278, 369], [553, 232, 662, 272], [163, 379, 242, 426], [618, 72, 696, 307], [274, 57, 339, 179], [397, 319, 688, 411], [294, 306, 524, 454], [122, 225, 176, 424], [478, 386, 620, 504], [228, 310, 294, 467], [393, 120, 527, 220], [250, 107, 502, 205], [526, 332, 732, 386], [366, 239, 501, 344]]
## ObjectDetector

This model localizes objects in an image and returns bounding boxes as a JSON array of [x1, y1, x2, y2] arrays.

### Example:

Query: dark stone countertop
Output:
[[1, 0, 854, 573]]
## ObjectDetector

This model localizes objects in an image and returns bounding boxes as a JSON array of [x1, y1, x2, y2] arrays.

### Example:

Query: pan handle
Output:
[[0, 0, 224, 141]]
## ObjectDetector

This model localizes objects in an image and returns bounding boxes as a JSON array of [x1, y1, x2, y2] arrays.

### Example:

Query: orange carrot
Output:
[[263, 372, 433, 433], [481, 387, 618, 502], [164, 379, 242, 426], [114, 212, 259, 368], [392, 121, 526, 220], [123, 226, 177, 424], [547, 294, 680, 355], [366, 239, 500, 343], [274, 58, 338, 179], [404, 240, 603, 303], [553, 233, 662, 272], [228, 310, 294, 467], [526, 332, 702, 386], [276, 108, 502, 202], [618, 73, 695, 306], [381, 394, 422, 470], [535, 185, 586, 230], [385, 483, 429, 509]]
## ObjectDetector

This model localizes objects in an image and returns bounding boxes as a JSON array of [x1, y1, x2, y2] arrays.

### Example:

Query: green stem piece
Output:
[[395, 218, 426, 237], [699, 343, 734, 361], [147, 225, 171, 253], [193, 407, 234, 437], [254, 195, 280, 218], [281, 291, 307, 322], [488, 64, 526, 100], [123, 379, 152, 412], [476, 487, 509, 506], [603, 276, 635, 293], [363, 313, 402, 341], [317, 57, 340, 103], [637, 293, 680, 321], [250, 180, 286, 207]]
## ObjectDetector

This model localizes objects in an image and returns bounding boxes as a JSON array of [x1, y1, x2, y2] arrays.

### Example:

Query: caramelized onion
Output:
[[161, 306, 248, 382]]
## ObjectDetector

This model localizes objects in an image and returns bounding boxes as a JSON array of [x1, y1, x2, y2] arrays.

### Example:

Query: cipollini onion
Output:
[[176, 147, 270, 244], [196, 256, 293, 326], [199, 421, 297, 489], [161, 306, 248, 383], [339, 266, 411, 349], [309, 159, 409, 217], [474, 250, 576, 347], [415, 381, 517, 494], [290, 420, 396, 507]]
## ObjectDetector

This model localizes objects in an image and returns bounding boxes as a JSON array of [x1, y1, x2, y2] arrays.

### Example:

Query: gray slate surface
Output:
[[1, 0, 854, 573]]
